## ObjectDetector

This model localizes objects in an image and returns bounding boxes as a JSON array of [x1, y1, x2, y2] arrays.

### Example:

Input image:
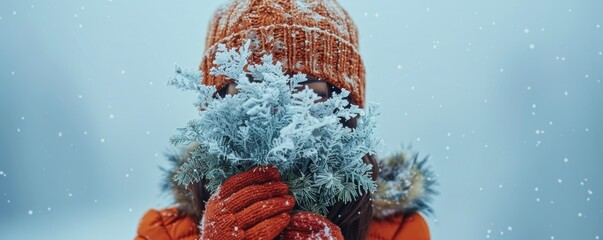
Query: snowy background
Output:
[[1, 0, 602, 239]]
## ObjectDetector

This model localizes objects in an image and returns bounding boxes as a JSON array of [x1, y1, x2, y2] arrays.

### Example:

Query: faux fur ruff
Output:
[[372, 150, 438, 219]]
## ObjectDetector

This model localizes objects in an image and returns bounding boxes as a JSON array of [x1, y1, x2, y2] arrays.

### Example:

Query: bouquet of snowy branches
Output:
[[167, 40, 381, 215]]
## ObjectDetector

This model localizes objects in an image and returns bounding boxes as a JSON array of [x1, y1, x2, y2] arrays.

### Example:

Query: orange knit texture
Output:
[[200, 166, 295, 240], [200, 0, 366, 108], [280, 211, 344, 239]]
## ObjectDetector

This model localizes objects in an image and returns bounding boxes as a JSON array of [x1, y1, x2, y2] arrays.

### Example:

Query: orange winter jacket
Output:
[[135, 207, 430, 240]]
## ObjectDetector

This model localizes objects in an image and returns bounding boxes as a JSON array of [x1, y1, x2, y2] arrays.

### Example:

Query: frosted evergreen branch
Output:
[[167, 64, 202, 92], [169, 39, 382, 216]]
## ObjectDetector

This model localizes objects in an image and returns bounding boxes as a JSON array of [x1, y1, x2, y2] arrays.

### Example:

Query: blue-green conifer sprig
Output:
[[167, 40, 382, 215]]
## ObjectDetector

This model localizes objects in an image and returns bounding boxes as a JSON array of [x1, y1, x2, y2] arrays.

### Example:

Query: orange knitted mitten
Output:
[[201, 166, 295, 240], [280, 211, 344, 240]]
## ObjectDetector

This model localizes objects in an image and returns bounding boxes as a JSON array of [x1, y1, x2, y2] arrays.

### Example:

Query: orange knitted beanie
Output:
[[200, 0, 366, 108]]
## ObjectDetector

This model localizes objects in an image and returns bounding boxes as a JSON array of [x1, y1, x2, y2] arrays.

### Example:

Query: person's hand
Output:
[[201, 166, 295, 240], [279, 211, 344, 240]]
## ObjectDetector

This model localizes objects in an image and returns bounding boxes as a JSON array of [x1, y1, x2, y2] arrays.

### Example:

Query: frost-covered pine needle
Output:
[[168, 40, 381, 215]]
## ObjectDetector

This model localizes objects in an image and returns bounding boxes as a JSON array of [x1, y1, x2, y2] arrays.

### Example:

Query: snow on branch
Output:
[[168, 39, 382, 215]]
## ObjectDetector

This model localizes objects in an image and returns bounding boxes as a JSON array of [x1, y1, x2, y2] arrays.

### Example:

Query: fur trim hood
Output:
[[372, 150, 438, 218], [160, 143, 437, 220]]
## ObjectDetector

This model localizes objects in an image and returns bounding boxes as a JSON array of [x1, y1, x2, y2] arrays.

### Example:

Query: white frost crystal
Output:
[[168, 40, 380, 215]]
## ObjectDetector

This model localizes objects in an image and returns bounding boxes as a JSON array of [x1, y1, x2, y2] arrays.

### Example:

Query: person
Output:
[[135, 0, 433, 239]]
